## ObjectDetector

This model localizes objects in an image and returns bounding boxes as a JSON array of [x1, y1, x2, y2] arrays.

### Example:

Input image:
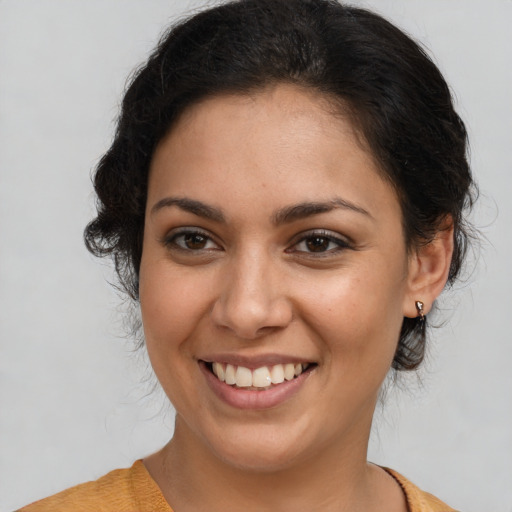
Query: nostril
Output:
[[211, 292, 293, 340]]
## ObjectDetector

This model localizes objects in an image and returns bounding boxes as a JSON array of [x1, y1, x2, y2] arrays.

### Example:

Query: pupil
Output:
[[306, 237, 329, 252], [185, 233, 206, 249]]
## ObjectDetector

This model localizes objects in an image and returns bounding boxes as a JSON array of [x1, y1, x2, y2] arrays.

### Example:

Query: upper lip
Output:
[[199, 353, 316, 369]]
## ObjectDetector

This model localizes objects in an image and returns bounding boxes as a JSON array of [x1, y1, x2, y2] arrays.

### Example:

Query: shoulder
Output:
[[385, 467, 459, 512], [16, 460, 172, 512]]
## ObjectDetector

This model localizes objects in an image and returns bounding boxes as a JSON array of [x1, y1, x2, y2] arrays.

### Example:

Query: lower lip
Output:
[[199, 362, 314, 410]]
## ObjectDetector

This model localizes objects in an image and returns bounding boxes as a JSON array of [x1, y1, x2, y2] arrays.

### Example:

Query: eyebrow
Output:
[[151, 197, 225, 223], [272, 198, 372, 225], [150, 196, 372, 224]]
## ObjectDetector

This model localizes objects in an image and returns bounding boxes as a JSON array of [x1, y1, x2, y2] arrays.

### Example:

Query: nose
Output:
[[211, 248, 293, 340]]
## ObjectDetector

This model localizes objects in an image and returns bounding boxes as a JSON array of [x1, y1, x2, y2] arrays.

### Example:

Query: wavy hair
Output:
[[85, 0, 476, 370]]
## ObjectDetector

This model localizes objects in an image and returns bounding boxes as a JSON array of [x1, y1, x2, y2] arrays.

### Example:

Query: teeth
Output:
[[225, 364, 236, 385], [270, 364, 285, 384], [235, 366, 253, 387], [252, 367, 272, 388], [212, 362, 225, 382], [284, 363, 295, 381], [211, 362, 309, 388]]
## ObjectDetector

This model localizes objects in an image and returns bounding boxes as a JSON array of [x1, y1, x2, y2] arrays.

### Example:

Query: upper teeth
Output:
[[212, 362, 308, 388]]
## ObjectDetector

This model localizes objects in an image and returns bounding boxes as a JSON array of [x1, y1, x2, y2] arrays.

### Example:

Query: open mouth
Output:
[[204, 362, 315, 390]]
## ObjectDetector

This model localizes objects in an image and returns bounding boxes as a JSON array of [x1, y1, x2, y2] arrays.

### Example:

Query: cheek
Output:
[[138, 266, 212, 411], [296, 265, 406, 363], [139, 264, 210, 356]]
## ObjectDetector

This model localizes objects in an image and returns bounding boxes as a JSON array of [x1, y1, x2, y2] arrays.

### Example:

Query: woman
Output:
[[18, 0, 475, 510]]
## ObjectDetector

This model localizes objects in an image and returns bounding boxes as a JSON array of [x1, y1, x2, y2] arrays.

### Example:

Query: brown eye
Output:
[[305, 236, 331, 252], [290, 230, 350, 256], [183, 233, 209, 250], [166, 230, 220, 251]]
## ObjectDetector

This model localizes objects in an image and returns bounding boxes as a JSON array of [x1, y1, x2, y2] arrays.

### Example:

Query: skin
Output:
[[139, 84, 453, 512]]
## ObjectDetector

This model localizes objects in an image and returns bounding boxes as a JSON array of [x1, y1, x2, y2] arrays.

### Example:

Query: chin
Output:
[[199, 422, 317, 473]]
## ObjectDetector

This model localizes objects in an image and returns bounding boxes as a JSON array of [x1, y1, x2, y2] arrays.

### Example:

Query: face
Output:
[[139, 84, 413, 472]]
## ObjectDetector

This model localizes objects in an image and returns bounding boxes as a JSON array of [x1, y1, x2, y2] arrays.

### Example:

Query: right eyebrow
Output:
[[150, 197, 226, 223]]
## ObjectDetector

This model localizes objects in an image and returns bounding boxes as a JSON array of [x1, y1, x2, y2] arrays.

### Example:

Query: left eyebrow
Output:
[[272, 197, 373, 226]]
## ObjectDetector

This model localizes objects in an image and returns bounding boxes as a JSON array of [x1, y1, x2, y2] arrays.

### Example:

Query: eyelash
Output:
[[163, 228, 221, 252], [163, 227, 351, 257], [287, 229, 352, 256]]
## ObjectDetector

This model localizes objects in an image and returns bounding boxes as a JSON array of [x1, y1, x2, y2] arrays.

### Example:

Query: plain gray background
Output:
[[1, 1, 511, 511]]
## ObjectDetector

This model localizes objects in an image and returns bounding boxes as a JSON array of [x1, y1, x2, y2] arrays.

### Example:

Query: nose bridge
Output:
[[212, 243, 291, 338]]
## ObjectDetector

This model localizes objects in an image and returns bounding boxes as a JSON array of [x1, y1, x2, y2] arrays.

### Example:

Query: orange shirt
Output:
[[17, 461, 456, 512]]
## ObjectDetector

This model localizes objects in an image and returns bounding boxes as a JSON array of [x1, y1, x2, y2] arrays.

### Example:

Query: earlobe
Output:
[[403, 217, 454, 318]]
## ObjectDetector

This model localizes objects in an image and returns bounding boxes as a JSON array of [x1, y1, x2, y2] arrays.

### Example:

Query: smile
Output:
[[209, 362, 312, 389]]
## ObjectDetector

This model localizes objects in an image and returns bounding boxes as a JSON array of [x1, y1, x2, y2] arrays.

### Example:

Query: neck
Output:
[[144, 415, 400, 512]]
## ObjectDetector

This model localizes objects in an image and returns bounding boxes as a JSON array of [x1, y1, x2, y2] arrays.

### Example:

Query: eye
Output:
[[164, 229, 220, 252], [297, 236, 337, 253], [289, 230, 351, 255]]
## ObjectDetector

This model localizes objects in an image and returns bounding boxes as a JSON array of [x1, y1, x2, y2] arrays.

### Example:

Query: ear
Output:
[[403, 216, 454, 318]]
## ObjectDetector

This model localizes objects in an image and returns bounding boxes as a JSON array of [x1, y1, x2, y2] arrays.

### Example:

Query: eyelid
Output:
[[286, 229, 352, 255], [161, 226, 222, 251], [161, 227, 351, 255]]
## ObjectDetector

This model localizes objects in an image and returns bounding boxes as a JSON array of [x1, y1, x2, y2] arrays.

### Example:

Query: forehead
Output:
[[148, 84, 400, 224], [163, 84, 369, 155]]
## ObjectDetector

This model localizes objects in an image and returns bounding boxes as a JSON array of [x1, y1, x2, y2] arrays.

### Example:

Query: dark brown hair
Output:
[[85, 0, 476, 370]]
